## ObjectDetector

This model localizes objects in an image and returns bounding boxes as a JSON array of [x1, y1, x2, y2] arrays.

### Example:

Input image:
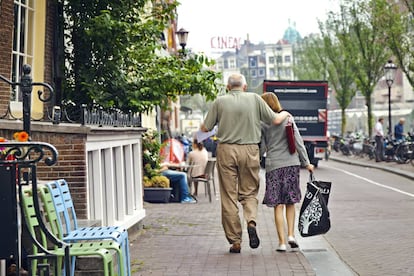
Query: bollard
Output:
[[20, 64, 33, 135]]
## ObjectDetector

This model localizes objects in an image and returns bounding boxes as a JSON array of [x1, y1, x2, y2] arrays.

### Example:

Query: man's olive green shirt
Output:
[[203, 90, 277, 144]]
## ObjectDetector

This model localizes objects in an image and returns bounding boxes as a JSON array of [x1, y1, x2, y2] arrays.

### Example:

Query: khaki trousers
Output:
[[216, 143, 260, 245]]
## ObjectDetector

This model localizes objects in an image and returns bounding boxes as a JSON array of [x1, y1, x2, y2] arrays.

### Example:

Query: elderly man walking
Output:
[[200, 73, 289, 253]]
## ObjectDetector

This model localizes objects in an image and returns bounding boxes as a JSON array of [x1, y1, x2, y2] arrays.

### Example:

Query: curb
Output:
[[329, 155, 414, 180]]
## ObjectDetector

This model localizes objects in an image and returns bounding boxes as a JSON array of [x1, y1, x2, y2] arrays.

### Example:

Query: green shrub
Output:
[[142, 129, 170, 188]]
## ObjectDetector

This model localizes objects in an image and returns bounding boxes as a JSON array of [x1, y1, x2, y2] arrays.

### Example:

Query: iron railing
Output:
[[0, 64, 142, 128]]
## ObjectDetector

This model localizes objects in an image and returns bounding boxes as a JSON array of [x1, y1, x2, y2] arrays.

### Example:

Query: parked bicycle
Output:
[[361, 137, 376, 160], [383, 135, 400, 162]]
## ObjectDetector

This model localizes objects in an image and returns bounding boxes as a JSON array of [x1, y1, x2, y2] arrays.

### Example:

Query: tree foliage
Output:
[[343, 0, 393, 137], [378, 0, 414, 88], [295, 0, 414, 136], [63, 0, 222, 113], [319, 9, 358, 135], [293, 35, 327, 81], [295, 20, 357, 135]]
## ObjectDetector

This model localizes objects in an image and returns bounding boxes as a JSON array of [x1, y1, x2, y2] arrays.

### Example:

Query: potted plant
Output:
[[142, 130, 171, 203]]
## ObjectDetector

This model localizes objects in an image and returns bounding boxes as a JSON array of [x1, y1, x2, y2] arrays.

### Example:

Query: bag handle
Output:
[[309, 172, 316, 183], [308, 172, 320, 191]]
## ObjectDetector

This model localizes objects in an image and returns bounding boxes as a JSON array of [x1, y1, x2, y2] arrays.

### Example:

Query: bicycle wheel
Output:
[[395, 145, 408, 164]]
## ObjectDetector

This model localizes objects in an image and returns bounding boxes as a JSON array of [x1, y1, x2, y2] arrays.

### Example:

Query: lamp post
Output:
[[384, 59, 397, 136], [175, 27, 189, 56]]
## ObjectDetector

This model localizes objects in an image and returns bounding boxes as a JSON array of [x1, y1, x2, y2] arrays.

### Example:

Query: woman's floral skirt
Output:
[[263, 165, 301, 207]]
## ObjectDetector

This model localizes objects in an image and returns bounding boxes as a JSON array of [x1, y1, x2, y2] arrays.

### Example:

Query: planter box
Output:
[[143, 188, 172, 203]]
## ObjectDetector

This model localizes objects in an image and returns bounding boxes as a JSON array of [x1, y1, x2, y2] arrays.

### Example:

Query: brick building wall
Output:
[[0, 120, 146, 224], [0, 0, 14, 115], [0, 122, 89, 218], [33, 131, 89, 218]]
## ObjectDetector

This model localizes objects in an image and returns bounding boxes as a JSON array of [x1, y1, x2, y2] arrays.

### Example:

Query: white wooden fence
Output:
[[85, 131, 145, 228]]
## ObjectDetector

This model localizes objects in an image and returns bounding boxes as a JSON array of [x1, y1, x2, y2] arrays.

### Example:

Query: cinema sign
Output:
[[210, 36, 242, 50]]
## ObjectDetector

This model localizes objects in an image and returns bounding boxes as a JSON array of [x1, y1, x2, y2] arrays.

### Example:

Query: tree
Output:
[[293, 35, 328, 81], [320, 10, 358, 136], [295, 0, 411, 136], [180, 94, 212, 118], [338, 0, 393, 137], [379, 0, 414, 88], [294, 29, 356, 136], [63, 0, 222, 114]]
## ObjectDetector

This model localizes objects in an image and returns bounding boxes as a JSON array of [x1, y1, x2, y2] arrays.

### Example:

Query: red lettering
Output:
[[210, 36, 242, 49], [210, 37, 217, 48], [220, 37, 227, 49], [227, 37, 234, 48]]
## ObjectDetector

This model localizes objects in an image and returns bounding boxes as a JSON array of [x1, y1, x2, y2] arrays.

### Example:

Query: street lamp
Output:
[[384, 59, 397, 136], [175, 27, 189, 55]]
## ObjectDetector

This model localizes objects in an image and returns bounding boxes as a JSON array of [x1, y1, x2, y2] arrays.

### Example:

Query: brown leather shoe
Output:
[[229, 243, 241, 253]]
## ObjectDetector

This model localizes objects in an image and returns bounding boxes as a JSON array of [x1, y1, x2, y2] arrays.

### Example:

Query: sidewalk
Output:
[[127, 154, 413, 276], [128, 171, 315, 276], [328, 151, 414, 180]]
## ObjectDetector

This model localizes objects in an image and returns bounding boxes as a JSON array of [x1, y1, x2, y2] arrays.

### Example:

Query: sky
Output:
[[176, 0, 340, 57]]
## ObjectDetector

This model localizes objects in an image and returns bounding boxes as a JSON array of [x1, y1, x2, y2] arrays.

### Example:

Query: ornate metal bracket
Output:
[[0, 141, 58, 166]]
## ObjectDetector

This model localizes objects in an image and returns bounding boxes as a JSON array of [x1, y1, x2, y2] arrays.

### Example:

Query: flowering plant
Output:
[[0, 131, 30, 157], [0, 131, 30, 143], [142, 129, 170, 188], [13, 131, 30, 142]]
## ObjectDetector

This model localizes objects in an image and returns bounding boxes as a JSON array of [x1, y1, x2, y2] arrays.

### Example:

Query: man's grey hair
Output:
[[227, 73, 246, 89]]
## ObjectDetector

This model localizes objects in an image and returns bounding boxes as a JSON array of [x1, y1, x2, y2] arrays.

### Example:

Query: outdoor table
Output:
[[167, 162, 198, 172]]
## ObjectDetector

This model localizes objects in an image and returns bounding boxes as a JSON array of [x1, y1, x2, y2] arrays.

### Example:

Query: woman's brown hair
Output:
[[193, 139, 204, 150], [261, 92, 282, 112]]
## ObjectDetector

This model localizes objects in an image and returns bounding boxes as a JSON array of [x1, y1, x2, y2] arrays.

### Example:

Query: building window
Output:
[[258, 68, 265, 77], [276, 55, 282, 64], [285, 55, 291, 63], [249, 57, 257, 68], [250, 69, 257, 77], [285, 68, 291, 77], [269, 68, 275, 77], [269, 56, 275, 64], [12, 0, 35, 101], [229, 59, 235, 68]]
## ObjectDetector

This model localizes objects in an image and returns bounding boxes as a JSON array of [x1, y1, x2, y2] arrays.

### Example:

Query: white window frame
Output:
[[12, 0, 35, 101]]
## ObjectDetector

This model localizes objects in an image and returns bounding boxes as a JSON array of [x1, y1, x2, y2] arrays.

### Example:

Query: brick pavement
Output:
[[128, 170, 316, 276], [128, 153, 413, 276]]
